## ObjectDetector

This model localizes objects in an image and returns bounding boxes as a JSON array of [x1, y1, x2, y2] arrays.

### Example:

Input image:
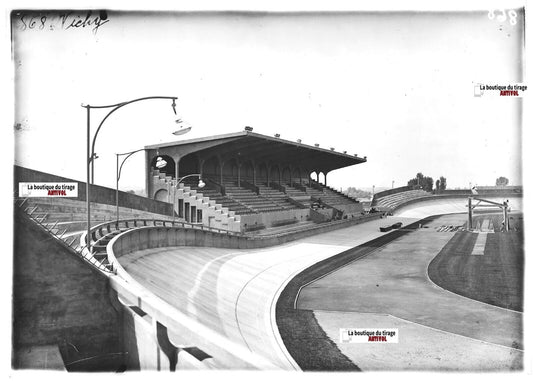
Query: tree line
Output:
[[406, 173, 510, 192]]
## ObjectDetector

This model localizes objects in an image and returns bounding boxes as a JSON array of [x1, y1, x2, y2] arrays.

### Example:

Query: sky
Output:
[[12, 6, 525, 193]]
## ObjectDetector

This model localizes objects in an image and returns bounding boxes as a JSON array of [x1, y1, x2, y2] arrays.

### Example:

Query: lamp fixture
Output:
[[171, 99, 177, 115], [173, 119, 192, 136], [155, 156, 167, 169]]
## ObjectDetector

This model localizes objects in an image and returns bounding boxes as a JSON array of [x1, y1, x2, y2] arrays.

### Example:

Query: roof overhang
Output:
[[145, 130, 366, 172]]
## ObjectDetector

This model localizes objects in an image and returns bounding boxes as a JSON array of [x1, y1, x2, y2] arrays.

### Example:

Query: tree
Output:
[[496, 176, 509, 186], [438, 176, 447, 191], [407, 172, 433, 192]]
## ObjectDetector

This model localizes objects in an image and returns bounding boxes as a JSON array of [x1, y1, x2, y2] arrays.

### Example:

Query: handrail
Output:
[[240, 180, 260, 195], [14, 199, 111, 273], [203, 177, 226, 196]]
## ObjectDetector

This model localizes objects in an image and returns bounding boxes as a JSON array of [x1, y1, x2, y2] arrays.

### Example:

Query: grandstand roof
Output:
[[145, 130, 366, 172]]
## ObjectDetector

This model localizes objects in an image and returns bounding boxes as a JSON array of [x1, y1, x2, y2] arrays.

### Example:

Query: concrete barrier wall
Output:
[[110, 214, 382, 263], [240, 209, 311, 229], [12, 210, 122, 370], [14, 165, 173, 216]]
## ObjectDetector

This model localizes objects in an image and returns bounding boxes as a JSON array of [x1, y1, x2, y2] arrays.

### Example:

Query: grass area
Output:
[[276, 216, 439, 370], [428, 213, 524, 311]]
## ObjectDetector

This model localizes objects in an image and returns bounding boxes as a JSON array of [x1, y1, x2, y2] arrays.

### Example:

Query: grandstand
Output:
[[371, 185, 524, 214], [146, 130, 367, 232], [371, 187, 431, 211]]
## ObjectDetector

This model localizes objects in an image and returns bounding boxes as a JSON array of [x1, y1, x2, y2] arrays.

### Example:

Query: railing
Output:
[[310, 196, 343, 219], [14, 198, 111, 273], [84, 218, 244, 246], [203, 177, 226, 196], [309, 180, 324, 191], [291, 183, 307, 192], [268, 182, 286, 193], [240, 180, 260, 195]]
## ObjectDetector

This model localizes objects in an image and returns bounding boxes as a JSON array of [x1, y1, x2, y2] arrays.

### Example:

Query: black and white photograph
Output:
[[5, 0, 531, 376]]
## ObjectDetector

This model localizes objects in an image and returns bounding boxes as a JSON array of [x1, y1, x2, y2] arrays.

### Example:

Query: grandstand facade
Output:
[[145, 130, 367, 232]]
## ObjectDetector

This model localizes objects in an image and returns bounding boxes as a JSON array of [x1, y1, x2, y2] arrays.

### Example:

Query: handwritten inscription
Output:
[[15, 10, 109, 34]]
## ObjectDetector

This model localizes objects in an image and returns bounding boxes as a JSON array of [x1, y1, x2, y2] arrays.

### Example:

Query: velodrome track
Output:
[[119, 215, 417, 369], [394, 196, 523, 219], [118, 196, 523, 370]]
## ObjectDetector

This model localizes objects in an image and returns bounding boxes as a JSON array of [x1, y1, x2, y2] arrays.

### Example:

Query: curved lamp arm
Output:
[[117, 148, 146, 181], [177, 173, 204, 185], [82, 96, 177, 164]]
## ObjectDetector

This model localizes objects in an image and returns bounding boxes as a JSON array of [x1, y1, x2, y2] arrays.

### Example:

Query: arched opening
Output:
[[154, 188, 168, 202], [318, 171, 326, 185], [225, 158, 238, 183], [179, 153, 199, 178], [258, 163, 268, 183], [269, 165, 281, 184], [310, 171, 318, 183], [203, 156, 220, 180], [293, 167, 302, 184], [243, 161, 254, 180], [150, 155, 176, 178], [281, 167, 291, 184]]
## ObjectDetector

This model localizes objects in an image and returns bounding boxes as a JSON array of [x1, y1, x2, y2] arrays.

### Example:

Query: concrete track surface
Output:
[[119, 197, 523, 370], [119, 216, 414, 369]]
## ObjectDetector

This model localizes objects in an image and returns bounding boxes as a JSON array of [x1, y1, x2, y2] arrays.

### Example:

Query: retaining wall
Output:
[[12, 210, 122, 371], [14, 165, 173, 216]]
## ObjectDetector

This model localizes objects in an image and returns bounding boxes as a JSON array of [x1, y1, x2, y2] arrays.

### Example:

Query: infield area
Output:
[[294, 213, 523, 371]]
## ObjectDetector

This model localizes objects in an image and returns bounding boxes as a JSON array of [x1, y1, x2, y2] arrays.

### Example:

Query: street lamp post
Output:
[[173, 174, 205, 222], [116, 148, 146, 222], [82, 96, 179, 254]]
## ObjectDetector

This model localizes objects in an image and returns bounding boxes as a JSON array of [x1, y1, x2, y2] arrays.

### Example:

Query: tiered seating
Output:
[[375, 189, 431, 210], [283, 184, 308, 198], [257, 183, 300, 210], [19, 198, 174, 251], [224, 182, 287, 213], [183, 180, 255, 215]]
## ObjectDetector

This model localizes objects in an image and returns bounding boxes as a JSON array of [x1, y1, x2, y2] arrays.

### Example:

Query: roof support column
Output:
[[266, 164, 271, 187], [218, 155, 225, 185], [237, 160, 242, 187], [198, 156, 205, 179], [324, 171, 328, 187], [145, 150, 151, 198], [173, 155, 181, 183], [288, 165, 293, 187], [253, 162, 257, 186]]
